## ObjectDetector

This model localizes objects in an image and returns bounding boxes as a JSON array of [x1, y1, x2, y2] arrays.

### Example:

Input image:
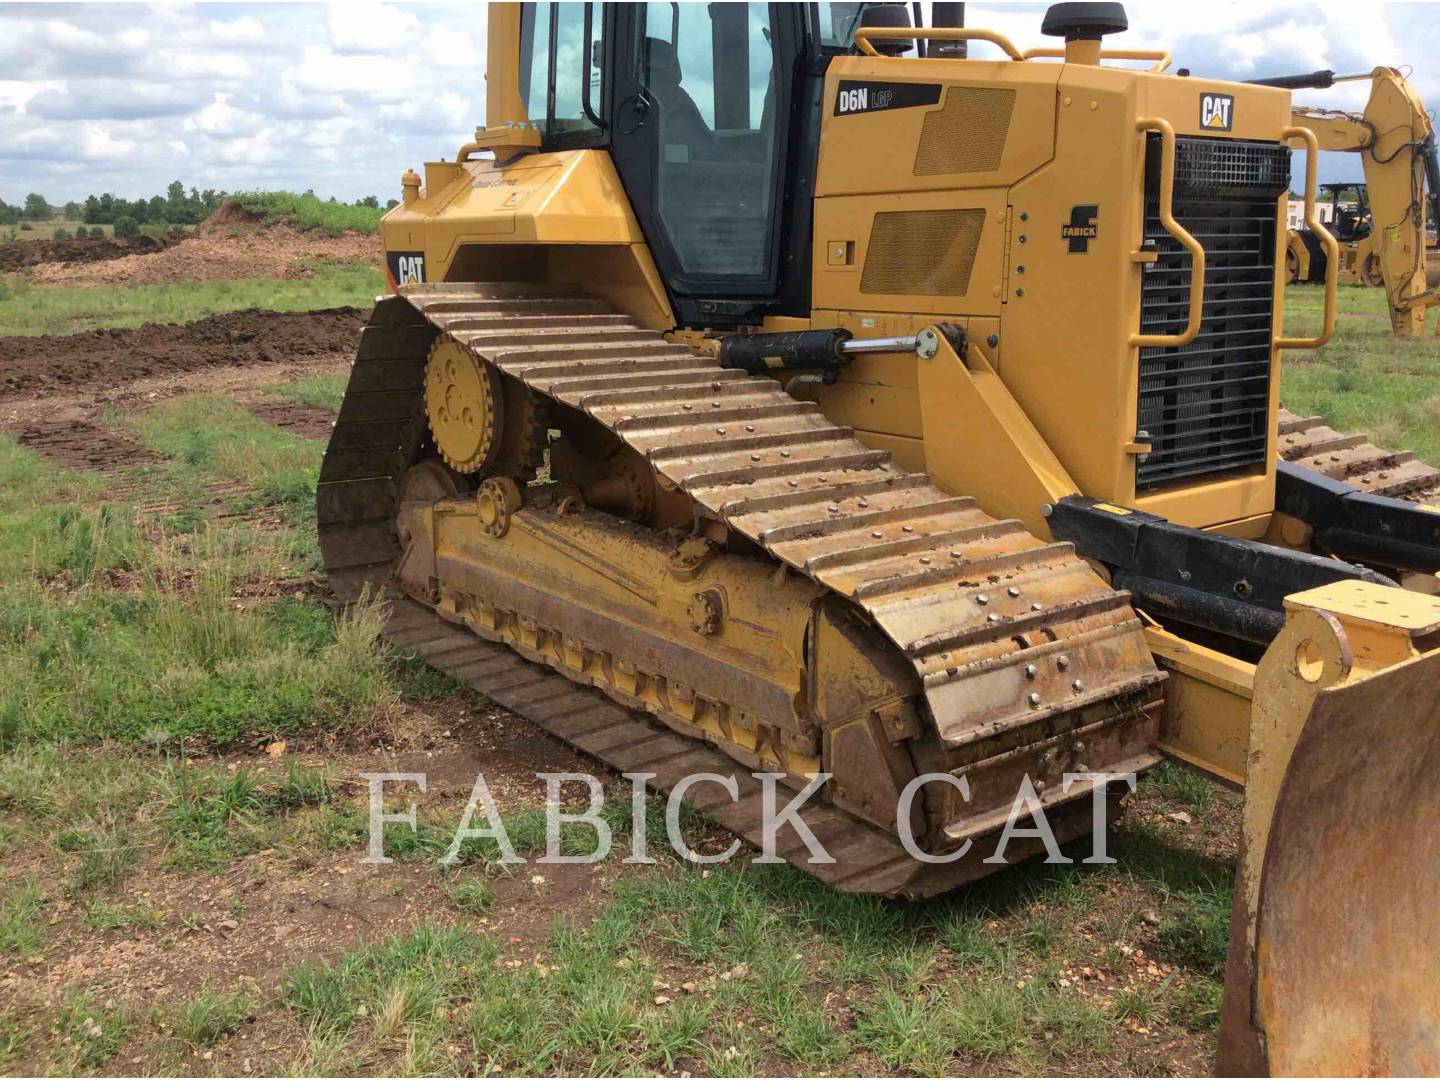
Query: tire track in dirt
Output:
[[16, 419, 164, 473], [244, 400, 336, 441]]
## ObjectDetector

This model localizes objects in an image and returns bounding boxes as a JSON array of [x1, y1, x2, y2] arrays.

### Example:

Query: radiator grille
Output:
[[861, 208, 985, 296], [1136, 136, 1289, 489], [914, 87, 1015, 176]]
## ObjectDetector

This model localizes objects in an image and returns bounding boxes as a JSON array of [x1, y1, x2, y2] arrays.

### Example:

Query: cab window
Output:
[[519, 2, 601, 137]]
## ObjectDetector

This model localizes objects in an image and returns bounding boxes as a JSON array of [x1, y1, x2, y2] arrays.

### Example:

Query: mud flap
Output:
[[1218, 581, 1440, 1075]]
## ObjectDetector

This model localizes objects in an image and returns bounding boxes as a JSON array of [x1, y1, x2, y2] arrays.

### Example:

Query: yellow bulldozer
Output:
[[1275, 65, 1440, 334], [318, 2, 1440, 1072]]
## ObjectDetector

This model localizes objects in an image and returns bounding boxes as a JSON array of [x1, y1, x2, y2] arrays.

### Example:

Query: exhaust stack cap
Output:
[[1041, 2, 1128, 41]]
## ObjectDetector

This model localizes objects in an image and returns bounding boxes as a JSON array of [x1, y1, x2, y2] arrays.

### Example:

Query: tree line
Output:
[[1, 183, 391, 237]]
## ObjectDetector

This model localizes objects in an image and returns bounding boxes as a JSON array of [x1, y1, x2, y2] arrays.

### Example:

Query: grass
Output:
[[0, 880, 46, 956], [270, 846, 1229, 1076], [232, 191, 385, 235], [268, 371, 349, 411], [0, 261, 381, 336], [1281, 283, 1440, 468], [172, 989, 257, 1048]]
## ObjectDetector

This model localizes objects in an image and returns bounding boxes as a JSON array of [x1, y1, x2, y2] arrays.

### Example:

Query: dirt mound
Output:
[[0, 233, 177, 272], [196, 200, 266, 237], [0, 307, 365, 400], [24, 222, 380, 287]]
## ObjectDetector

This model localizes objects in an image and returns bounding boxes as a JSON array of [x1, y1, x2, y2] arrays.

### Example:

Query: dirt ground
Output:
[[0, 234, 177, 272], [23, 226, 379, 288], [0, 308, 363, 403]]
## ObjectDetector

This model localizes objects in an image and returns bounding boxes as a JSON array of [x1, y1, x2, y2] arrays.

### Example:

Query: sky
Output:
[[1, 1, 1437, 206]]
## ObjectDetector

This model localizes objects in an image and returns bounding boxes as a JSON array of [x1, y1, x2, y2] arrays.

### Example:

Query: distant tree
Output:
[[21, 193, 51, 220], [357, 195, 380, 209], [113, 215, 139, 238], [385, 198, 399, 211], [148, 195, 167, 223], [62, 201, 82, 219], [0, 201, 18, 226], [52, 227, 70, 240]]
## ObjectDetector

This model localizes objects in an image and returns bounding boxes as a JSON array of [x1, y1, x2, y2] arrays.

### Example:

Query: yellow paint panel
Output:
[[816, 59, 1060, 197]]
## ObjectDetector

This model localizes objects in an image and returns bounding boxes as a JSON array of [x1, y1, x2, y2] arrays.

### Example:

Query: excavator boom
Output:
[[1276, 66, 1440, 333]]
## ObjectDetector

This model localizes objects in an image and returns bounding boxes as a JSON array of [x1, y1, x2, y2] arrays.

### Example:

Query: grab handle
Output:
[[1276, 125, 1338, 350], [1131, 118, 1206, 348], [852, 26, 1025, 61], [1020, 46, 1171, 72]]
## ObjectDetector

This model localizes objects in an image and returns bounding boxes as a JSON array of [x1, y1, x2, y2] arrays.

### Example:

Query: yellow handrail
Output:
[[1131, 117, 1206, 348], [1276, 125, 1338, 350], [852, 26, 1025, 61], [1020, 46, 1172, 72]]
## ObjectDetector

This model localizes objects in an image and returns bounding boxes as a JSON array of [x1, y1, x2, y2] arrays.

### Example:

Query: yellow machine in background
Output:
[[1276, 66, 1440, 334], [319, 2, 1440, 1071]]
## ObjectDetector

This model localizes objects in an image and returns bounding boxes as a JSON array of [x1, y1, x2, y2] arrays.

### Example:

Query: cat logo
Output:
[[385, 250, 426, 290], [1061, 204, 1100, 253], [1200, 93, 1234, 132]]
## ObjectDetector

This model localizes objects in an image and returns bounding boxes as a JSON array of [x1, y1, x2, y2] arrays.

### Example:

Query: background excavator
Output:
[[318, 2, 1440, 1072], [1272, 65, 1440, 334]]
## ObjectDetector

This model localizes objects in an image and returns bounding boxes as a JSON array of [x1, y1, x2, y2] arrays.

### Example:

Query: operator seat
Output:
[[643, 37, 720, 160]]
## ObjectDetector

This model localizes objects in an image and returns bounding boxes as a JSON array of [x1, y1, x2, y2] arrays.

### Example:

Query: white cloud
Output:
[[0, 1, 1433, 205], [327, 2, 419, 54]]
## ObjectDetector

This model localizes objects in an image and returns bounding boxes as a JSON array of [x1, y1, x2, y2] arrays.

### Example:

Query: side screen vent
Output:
[[1136, 135, 1290, 490], [914, 87, 1015, 176], [860, 208, 985, 296]]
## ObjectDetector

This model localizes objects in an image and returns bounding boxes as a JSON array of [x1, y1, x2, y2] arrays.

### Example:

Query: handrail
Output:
[[1276, 125, 1338, 349], [1020, 46, 1172, 73], [1131, 117, 1206, 348], [852, 26, 1025, 61]]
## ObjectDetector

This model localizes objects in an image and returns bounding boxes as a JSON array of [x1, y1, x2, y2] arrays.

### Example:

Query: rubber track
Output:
[[1278, 407, 1440, 503], [394, 283, 1161, 744]]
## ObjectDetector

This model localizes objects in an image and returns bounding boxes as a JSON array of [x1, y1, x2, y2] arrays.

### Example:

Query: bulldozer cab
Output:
[[515, 3, 841, 324]]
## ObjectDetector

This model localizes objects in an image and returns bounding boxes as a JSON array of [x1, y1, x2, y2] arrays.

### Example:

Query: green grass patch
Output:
[[1282, 283, 1440, 468], [0, 566, 395, 747], [268, 372, 349, 411], [0, 880, 46, 956], [0, 261, 380, 336], [121, 396, 323, 520], [232, 191, 384, 235], [172, 988, 257, 1048], [53, 995, 134, 1070], [1156, 888, 1232, 977], [1148, 760, 1214, 812], [80, 899, 164, 932]]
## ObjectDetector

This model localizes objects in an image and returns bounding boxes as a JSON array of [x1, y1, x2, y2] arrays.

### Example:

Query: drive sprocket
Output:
[[424, 334, 548, 478]]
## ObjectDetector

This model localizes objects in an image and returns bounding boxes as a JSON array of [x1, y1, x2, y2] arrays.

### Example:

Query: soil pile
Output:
[[0, 233, 177, 272], [22, 223, 381, 287], [0, 307, 364, 399]]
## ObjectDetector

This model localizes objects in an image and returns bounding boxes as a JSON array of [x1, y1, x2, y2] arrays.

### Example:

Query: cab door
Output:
[[608, 3, 804, 323]]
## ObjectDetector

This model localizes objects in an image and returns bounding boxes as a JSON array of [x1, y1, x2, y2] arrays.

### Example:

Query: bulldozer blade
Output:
[[1218, 585, 1440, 1075]]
